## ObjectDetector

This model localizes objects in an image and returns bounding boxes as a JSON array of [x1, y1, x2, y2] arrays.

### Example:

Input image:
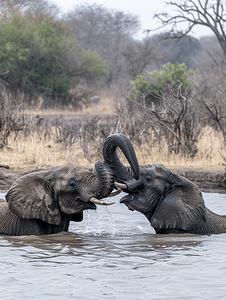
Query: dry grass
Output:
[[77, 97, 114, 115], [0, 126, 225, 172], [0, 134, 90, 170], [134, 127, 226, 171], [1, 94, 225, 171], [0, 96, 116, 170]]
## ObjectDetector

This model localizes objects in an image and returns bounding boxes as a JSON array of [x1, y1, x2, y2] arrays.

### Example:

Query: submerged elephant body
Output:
[[103, 133, 226, 235], [0, 200, 73, 235]]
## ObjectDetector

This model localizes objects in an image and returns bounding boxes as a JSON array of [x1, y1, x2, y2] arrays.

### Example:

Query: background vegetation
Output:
[[1, 0, 226, 170], [129, 62, 195, 106]]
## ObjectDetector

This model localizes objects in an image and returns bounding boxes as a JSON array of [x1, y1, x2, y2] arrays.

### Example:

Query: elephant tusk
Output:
[[89, 197, 115, 205], [114, 182, 127, 190], [108, 188, 122, 197]]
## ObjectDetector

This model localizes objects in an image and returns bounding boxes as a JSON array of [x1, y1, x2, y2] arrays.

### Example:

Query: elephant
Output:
[[0, 162, 115, 236], [0, 133, 139, 236], [103, 133, 226, 235]]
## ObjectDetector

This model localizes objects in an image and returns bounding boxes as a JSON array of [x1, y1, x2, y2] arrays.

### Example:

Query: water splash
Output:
[[70, 207, 116, 237], [96, 207, 116, 237]]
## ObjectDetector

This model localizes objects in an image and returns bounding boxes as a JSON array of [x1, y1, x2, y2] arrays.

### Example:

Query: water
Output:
[[0, 191, 226, 299]]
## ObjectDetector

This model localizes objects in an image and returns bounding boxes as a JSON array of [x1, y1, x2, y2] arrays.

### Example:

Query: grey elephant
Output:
[[0, 134, 139, 236], [0, 162, 113, 235], [104, 133, 226, 235]]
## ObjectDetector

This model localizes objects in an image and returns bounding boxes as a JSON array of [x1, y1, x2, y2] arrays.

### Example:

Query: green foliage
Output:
[[129, 62, 195, 105], [81, 50, 108, 80], [0, 12, 108, 97]]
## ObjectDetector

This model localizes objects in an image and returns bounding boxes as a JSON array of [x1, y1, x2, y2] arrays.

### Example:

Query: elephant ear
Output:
[[6, 174, 61, 225], [151, 179, 207, 231]]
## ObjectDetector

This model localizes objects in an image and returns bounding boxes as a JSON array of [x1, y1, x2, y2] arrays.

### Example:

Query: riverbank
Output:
[[171, 167, 226, 193], [0, 165, 225, 193]]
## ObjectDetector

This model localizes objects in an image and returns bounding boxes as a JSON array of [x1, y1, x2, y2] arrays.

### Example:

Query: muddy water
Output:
[[0, 191, 226, 299]]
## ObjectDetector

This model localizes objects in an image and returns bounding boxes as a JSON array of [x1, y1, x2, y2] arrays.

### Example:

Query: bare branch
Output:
[[153, 0, 226, 58]]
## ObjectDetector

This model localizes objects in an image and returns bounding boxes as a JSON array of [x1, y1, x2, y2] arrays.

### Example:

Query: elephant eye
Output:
[[69, 181, 76, 189], [145, 175, 152, 182]]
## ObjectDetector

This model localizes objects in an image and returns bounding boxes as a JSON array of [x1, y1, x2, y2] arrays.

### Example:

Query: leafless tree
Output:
[[64, 3, 141, 86], [0, 0, 60, 18], [203, 99, 226, 142], [190, 34, 226, 144], [0, 80, 25, 149], [132, 82, 203, 157], [119, 38, 157, 79], [153, 0, 226, 58], [146, 33, 202, 69], [64, 3, 139, 52], [197, 54, 226, 143]]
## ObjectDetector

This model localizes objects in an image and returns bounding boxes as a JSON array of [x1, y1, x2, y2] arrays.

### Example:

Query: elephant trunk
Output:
[[92, 160, 115, 199], [103, 133, 141, 191]]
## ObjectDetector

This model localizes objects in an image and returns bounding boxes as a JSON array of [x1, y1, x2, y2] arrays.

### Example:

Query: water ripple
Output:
[[0, 193, 226, 299]]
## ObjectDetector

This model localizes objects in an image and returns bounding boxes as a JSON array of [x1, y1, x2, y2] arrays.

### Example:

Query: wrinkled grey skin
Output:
[[0, 162, 114, 236], [104, 133, 226, 235]]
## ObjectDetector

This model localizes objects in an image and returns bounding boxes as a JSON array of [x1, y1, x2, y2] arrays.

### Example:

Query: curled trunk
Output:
[[103, 133, 140, 190]]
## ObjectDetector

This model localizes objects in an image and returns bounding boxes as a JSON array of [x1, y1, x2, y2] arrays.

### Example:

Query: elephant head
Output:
[[119, 164, 208, 233], [103, 133, 226, 235], [6, 162, 115, 223]]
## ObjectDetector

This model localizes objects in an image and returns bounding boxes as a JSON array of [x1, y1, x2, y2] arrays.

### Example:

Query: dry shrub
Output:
[[133, 126, 226, 169], [1, 125, 225, 171], [0, 80, 26, 149], [78, 115, 118, 162], [27, 86, 98, 111], [0, 84, 225, 171], [63, 86, 97, 110]]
